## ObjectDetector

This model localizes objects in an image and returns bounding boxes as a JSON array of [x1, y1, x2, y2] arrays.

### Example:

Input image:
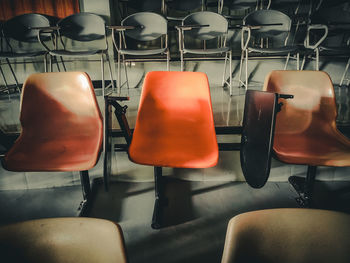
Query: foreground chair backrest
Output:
[[0, 217, 128, 263], [2, 72, 103, 215], [221, 208, 350, 263], [263, 70, 350, 205]]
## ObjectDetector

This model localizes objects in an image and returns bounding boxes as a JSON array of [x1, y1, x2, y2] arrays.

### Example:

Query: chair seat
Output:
[[0, 218, 128, 263], [274, 128, 350, 166], [184, 47, 230, 55], [0, 51, 47, 58], [248, 46, 298, 54], [119, 48, 168, 56], [4, 72, 103, 172], [128, 71, 218, 168], [50, 49, 104, 57], [221, 208, 350, 263]]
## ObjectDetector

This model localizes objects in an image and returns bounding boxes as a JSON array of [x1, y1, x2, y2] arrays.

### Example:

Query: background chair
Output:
[[263, 70, 350, 206], [38, 12, 115, 97], [177, 11, 232, 94], [0, 217, 128, 263], [111, 12, 169, 91], [239, 9, 300, 89], [302, 6, 350, 86], [165, 0, 204, 21], [0, 13, 51, 93], [2, 72, 104, 215], [221, 208, 350, 263]]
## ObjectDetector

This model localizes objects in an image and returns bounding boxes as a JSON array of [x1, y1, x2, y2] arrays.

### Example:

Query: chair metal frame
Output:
[[38, 12, 115, 97], [239, 9, 300, 90], [176, 11, 233, 95], [0, 13, 52, 93], [111, 12, 170, 92]]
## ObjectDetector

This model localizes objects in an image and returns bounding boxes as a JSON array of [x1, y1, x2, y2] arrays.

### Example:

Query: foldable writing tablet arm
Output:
[[106, 73, 292, 229]]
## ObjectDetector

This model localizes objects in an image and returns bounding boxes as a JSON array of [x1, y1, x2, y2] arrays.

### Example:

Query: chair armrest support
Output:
[[241, 26, 251, 50], [304, 24, 328, 49]]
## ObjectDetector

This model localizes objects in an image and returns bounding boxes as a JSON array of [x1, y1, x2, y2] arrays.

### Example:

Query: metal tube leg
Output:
[[222, 52, 228, 87], [180, 51, 184, 71], [229, 50, 232, 95], [245, 49, 248, 90], [303, 165, 317, 206], [118, 52, 121, 93], [296, 53, 300, 70], [315, 48, 319, 71], [79, 170, 91, 216], [6, 58, 20, 92], [101, 54, 105, 98], [151, 166, 167, 229], [166, 51, 170, 71], [340, 57, 350, 86], [0, 64, 10, 94], [44, 54, 47, 73], [238, 50, 244, 88], [123, 55, 130, 90], [284, 53, 290, 70], [106, 52, 116, 92]]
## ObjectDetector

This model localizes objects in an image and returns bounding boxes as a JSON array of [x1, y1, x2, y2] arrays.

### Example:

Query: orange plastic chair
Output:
[[2, 72, 103, 215], [128, 71, 219, 228], [263, 70, 350, 205]]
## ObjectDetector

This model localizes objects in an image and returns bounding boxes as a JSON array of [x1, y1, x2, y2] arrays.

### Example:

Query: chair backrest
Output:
[[122, 12, 167, 41], [58, 12, 106, 41], [263, 70, 337, 136], [0, 218, 128, 263], [221, 208, 350, 263], [3, 13, 50, 43], [243, 9, 291, 39], [4, 72, 103, 171], [183, 11, 228, 41]]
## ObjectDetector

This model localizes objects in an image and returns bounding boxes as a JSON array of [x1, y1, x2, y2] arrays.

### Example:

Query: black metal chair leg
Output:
[[79, 170, 91, 216], [289, 165, 317, 207], [151, 166, 168, 229]]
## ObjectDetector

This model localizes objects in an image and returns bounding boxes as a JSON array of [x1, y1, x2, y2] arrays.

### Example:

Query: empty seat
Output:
[[221, 208, 350, 263], [0, 217, 128, 263], [263, 70, 350, 205]]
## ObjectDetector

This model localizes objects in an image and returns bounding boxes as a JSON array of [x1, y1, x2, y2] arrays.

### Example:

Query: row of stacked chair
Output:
[[0, 6, 349, 96]]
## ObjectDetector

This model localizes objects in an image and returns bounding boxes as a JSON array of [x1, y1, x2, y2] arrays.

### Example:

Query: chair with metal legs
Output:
[[1, 72, 104, 216], [0, 13, 51, 93], [239, 9, 300, 90], [176, 11, 233, 95], [111, 12, 170, 92], [263, 70, 350, 206], [38, 12, 115, 97]]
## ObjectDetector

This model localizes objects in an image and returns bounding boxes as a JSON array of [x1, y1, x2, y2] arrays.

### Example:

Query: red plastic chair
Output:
[[263, 70, 350, 205], [128, 71, 219, 228], [3, 72, 103, 215]]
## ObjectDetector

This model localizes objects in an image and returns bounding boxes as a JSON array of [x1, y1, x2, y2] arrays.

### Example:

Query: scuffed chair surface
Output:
[[264, 70, 350, 166], [0, 217, 128, 263], [4, 72, 103, 171], [222, 208, 350, 263], [128, 71, 218, 168]]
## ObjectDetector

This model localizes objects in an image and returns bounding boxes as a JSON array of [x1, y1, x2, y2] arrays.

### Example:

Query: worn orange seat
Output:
[[129, 71, 218, 168], [263, 70, 350, 205], [4, 72, 103, 171], [264, 70, 350, 167], [3, 72, 103, 215]]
